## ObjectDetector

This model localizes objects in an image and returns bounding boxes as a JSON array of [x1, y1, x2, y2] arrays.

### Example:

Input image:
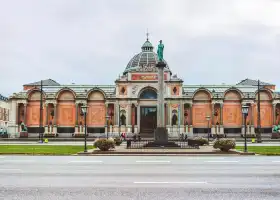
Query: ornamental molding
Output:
[[17, 100, 27, 104], [241, 100, 254, 105], [272, 100, 280, 105], [45, 100, 57, 105], [212, 100, 223, 104], [75, 100, 87, 105], [135, 64, 158, 72]]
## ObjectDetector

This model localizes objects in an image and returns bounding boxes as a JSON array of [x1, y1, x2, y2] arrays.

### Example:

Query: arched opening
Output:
[[87, 91, 106, 131], [192, 90, 212, 133], [223, 90, 242, 133], [254, 90, 273, 129], [57, 90, 76, 133], [139, 88, 157, 99], [26, 91, 46, 134]]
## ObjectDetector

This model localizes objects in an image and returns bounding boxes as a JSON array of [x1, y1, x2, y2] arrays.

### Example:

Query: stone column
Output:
[[8, 100, 18, 138], [155, 61, 168, 142], [137, 104, 140, 134], [211, 103, 215, 135], [189, 103, 193, 134], [105, 103, 108, 135], [127, 103, 132, 133], [53, 103, 57, 134], [44, 103, 49, 134], [219, 104, 224, 134], [250, 104, 255, 134], [114, 102, 119, 134], [180, 102, 184, 133], [74, 103, 79, 134]]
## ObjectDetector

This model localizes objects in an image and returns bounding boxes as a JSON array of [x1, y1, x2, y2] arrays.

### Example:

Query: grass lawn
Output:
[[0, 145, 94, 155], [236, 146, 280, 155]]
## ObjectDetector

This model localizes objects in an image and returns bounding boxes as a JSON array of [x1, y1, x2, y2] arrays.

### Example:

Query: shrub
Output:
[[213, 138, 236, 152], [94, 138, 115, 151], [114, 137, 122, 146], [193, 136, 209, 146]]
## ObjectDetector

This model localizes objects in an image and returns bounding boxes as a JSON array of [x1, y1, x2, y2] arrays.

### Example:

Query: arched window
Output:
[[139, 89, 157, 99]]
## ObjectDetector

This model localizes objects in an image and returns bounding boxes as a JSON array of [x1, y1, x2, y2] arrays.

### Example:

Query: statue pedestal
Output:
[[20, 131, 28, 138], [144, 127, 179, 147]]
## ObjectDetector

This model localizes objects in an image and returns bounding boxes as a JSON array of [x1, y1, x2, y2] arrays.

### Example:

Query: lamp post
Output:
[[206, 116, 211, 142], [242, 105, 249, 152], [81, 105, 88, 153], [105, 115, 110, 139]]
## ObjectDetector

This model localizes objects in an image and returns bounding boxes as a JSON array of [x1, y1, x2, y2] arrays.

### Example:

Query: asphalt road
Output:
[[0, 156, 280, 200], [0, 141, 280, 146]]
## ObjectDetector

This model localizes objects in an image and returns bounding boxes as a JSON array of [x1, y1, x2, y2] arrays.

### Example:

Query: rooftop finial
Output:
[[146, 28, 149, 41]]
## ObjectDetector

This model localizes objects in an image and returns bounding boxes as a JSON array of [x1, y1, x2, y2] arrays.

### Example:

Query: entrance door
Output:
[[140, 106, 157, 135]]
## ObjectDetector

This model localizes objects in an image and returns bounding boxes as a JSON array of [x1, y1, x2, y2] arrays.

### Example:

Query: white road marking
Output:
[[68, 160, 103, 163], [204, 160, 239, 163], [0, 169, 22, 171], [134, 181, 207, 184], [1, 160, 35, 163], [136, 160, 171, 163], [0, 156, 5, 159], [272, 161, 280, 163]]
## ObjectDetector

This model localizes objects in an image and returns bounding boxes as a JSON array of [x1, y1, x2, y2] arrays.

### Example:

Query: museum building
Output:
[[7, 38, 280, 138]]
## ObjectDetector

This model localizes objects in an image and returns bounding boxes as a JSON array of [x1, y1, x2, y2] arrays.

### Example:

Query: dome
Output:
[[124, 39, 170, 74]]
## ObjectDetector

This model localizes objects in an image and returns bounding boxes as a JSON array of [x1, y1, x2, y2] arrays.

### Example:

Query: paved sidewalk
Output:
[[0, 141, 280, 146]]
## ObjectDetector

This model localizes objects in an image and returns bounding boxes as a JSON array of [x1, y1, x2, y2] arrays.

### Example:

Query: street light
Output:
[[81, 105, 88, 153], [105, 115, 110, 139], [206, 116, 211, 142], [242, 105, 249, 152]]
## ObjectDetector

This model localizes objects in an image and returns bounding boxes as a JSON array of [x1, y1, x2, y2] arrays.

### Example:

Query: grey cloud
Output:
[[0, 0, 279, 96]]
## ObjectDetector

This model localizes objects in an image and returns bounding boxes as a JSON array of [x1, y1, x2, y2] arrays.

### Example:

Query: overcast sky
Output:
[[1, 0, 279, 96]]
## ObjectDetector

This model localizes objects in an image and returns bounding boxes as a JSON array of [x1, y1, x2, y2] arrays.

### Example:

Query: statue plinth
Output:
[[143, 61, 179, 148]]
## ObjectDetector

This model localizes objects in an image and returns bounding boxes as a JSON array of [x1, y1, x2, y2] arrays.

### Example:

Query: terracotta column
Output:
[[220, 104, 223, 125], [127, 103, 132, 126], [167, 102, 170, 125], [23, 103, 27, 124], [45, 103, 49, 125], [189, 103, 193, 125], [75, 103, 79, 126], [53, 103, 57, 125], [272, 103, 276, 125], [211, 103, 215, 126], [250, 104, 253, 126]]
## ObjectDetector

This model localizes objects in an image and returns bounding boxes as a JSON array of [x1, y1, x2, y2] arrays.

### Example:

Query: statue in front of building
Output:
[[157, 40, 164, 62], [20, 122, 27, 132]]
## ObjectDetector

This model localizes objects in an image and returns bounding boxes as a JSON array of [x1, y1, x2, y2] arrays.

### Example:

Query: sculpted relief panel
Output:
[[192, 104, 211, 127], [88, 91, 105, 101], [58, 91, 75, 101], [27, 104, 40, 126], [88, 103, 105, 126], [193, 91, 210, 101], [253, 103, 272, 127], [224, 91, 241, 101], [223, 104, 242, 127], [57, 105, 75, 126], [29, 92, 41, 101]]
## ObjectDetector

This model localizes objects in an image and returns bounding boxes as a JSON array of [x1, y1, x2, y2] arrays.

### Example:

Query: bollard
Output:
[[127, 140, 131, 148]]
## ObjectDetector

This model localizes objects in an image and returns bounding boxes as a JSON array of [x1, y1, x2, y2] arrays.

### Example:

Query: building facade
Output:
[[0, 94, 9, 131], [7, 38, 280, 138]]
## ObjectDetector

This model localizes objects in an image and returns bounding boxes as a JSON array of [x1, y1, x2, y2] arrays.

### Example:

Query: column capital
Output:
[[241, 100, 254, 105], [75, 100, 87, 105], [272, 100, 280, 105], [212, 101, 223, 105], [45, 100, 57, 105], [17, 100, 27, 105]]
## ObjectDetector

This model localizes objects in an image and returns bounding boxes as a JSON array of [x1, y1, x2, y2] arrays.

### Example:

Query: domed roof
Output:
[[124, 39, 170, 74]]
